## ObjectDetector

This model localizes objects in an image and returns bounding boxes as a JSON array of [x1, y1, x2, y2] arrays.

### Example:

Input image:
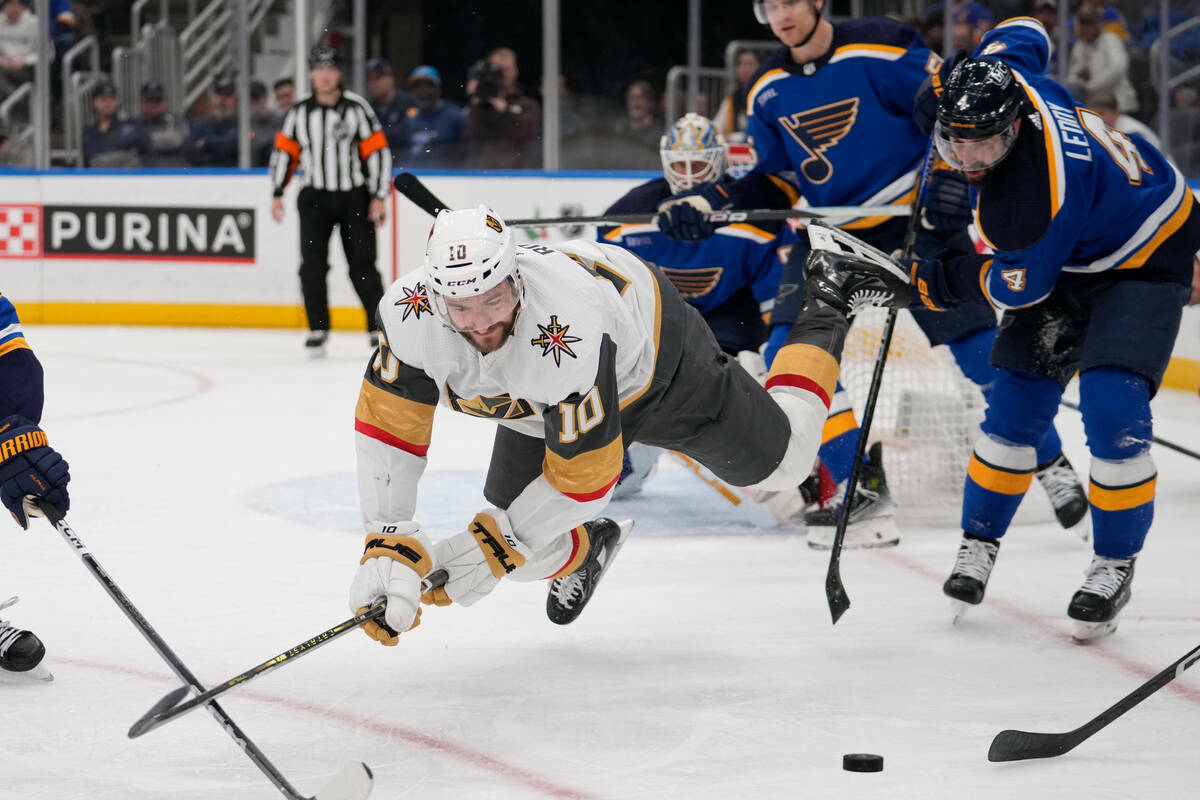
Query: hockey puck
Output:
[[842, 753, 884, 772]]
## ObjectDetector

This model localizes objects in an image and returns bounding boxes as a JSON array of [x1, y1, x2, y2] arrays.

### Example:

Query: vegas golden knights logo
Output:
[[778, 97, 859, 184], [446, 384, 536, 419]]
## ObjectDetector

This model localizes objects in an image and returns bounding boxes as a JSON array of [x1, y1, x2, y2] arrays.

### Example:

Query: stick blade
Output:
[[128, 685, 192, 738], [825, 562, 851, 624], [392, 172, 447, 217], [988, 729, 1074, 762], [315, 761, 374, 800]]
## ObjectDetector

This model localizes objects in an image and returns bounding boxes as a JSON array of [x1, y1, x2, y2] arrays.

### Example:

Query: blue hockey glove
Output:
[[0, 415, 70, 529], [654, 182, 731, 241], [912, 49, 967, 136], [922, 168, 973, 231]]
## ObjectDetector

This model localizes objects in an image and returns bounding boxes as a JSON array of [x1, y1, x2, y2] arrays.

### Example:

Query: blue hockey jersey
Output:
[[0, 293, 44, 422], [949, 17, 1196, 310], [598, 177, 785, 318], [741, 18, 940, 230]]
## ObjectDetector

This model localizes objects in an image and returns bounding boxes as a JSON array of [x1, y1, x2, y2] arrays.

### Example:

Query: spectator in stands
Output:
[[0, 117, 31, 165], [273, 77, 294, 115], [0, 0, 38, 98], [463, 48, 541, 169], [1068, 7, 1137, 112], [248, 79, 279, 167], [185, 76, 239, 167], [82, 81, 148, 167], [712, 49, 760, 138], [925, 0, 992, 47], [400, 64, 464, 168], [44, 0, 74, 55], [365, 57, 414, 159], [138, 79, 188, 167], [1078, 1, 1129, 42], [610, 79, 663, 170], [1034, 0, 1059, 37], [1086, 89, 1161, 149]]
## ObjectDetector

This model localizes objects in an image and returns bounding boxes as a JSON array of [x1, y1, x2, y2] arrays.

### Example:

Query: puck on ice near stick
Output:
[[843, 753, 884, 772]]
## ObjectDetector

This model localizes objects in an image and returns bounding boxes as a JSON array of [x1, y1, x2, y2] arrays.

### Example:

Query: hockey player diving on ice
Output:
[[347, 206, 910, 643]]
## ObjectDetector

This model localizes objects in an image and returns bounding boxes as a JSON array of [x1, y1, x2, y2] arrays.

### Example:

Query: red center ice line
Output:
[[54, 657, 603, 800], [875, 547, 1200, 706]]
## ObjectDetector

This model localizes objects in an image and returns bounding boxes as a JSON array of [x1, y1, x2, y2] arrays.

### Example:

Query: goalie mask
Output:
[[660, 112, 727, 194], [934, 58, 1023, 177], [423, 206, 523, 334]]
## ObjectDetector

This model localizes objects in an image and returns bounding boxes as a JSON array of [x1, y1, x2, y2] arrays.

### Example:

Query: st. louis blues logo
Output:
[[778, 97, 859, 184], [530, 315, 581, 367], [394, 282, 432, 322]]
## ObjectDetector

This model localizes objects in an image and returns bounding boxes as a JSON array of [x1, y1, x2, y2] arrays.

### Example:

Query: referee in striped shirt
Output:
[[270, 45, 393, 355]]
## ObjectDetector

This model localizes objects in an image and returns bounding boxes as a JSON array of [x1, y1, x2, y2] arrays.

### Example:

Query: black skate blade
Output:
[[128, 685, 192, 738]]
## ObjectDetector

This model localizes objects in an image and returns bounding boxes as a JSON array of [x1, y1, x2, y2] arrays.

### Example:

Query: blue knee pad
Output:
[[1078, 367, 1152, 460], [980, 369, 1062, 447]]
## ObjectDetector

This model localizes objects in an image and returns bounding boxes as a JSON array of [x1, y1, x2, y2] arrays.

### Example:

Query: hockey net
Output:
[[838, 307, 985, 523]]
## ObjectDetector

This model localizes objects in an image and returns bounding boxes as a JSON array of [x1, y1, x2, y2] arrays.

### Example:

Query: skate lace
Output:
[[549, 573, 585, 609], [953, 538, 998, 583], [0, 624, 23, 656], [1079, 557, 1131, 599], [1038, 464, 1080, 508], [848, 289, 891, 316]]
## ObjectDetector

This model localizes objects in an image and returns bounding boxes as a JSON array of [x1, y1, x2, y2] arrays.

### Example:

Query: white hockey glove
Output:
[[348, 521, 434, 646], [423, 509, 533, 608]]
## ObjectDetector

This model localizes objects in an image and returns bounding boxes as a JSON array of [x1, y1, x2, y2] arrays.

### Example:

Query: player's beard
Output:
[[462, 314, 518, 355]]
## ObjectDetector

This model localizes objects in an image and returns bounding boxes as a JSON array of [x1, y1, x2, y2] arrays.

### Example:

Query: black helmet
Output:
[[936, 57, 1023, 141], [308, 44, 343, 70]]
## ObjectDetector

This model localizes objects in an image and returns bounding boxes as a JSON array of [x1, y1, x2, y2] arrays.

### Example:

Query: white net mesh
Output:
[[839, 307, 985, 524]]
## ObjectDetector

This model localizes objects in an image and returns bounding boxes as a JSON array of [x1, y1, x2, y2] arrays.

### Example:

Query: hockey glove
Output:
[[0, 415, 70, 529], [908, 257, 952, 311], [423, 509, 532, 608], [912, 49, 967, 137], [921, 167, 973, 231], [348, 521, 434, 646], [654, 183, 731, 241]]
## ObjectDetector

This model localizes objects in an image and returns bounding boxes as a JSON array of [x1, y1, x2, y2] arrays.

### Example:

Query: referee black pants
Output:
[[297, 186, 385, 332]]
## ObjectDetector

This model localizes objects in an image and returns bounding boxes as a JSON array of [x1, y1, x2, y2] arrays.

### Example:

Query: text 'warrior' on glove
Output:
[[348, 521, 434, 646], [0, 415, 70, 529]]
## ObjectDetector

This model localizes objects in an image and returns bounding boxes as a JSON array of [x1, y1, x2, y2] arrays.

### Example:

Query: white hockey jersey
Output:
[[355, 239, 669, 552]]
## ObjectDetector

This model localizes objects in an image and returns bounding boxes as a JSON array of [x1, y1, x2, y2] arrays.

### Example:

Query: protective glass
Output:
[[430, 276, 522, 333], [934, 120, 1018, 173], [753, 0, 805, 24]]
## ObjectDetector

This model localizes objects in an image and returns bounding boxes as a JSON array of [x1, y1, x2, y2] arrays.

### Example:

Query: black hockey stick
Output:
[[39, 503, 373, 800], [823, 144, 935, 624], [1059, 399, 1200, 462], [393, 171, 910, 228], [988, 641, 1200, 761], [129, 568, 448, 739]]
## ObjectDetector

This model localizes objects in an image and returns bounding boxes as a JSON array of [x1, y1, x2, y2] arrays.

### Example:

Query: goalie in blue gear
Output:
[[910, 18, 1200, 640]]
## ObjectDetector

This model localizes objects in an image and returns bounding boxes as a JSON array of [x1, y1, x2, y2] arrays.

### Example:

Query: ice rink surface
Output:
[[4, 325, 1200, 800]]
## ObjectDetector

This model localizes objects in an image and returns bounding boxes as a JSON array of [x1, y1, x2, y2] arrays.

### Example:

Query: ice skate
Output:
[[943, 533, 1001, 624], [304, 330, 329, 359], [0, 597, 51, 682], [1069, 555, 1135, 643], [546, 518, 633, 625], [1035, 452, 1089, 541], [803, 222, 911, 317], [805, 442, 899, 549]]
